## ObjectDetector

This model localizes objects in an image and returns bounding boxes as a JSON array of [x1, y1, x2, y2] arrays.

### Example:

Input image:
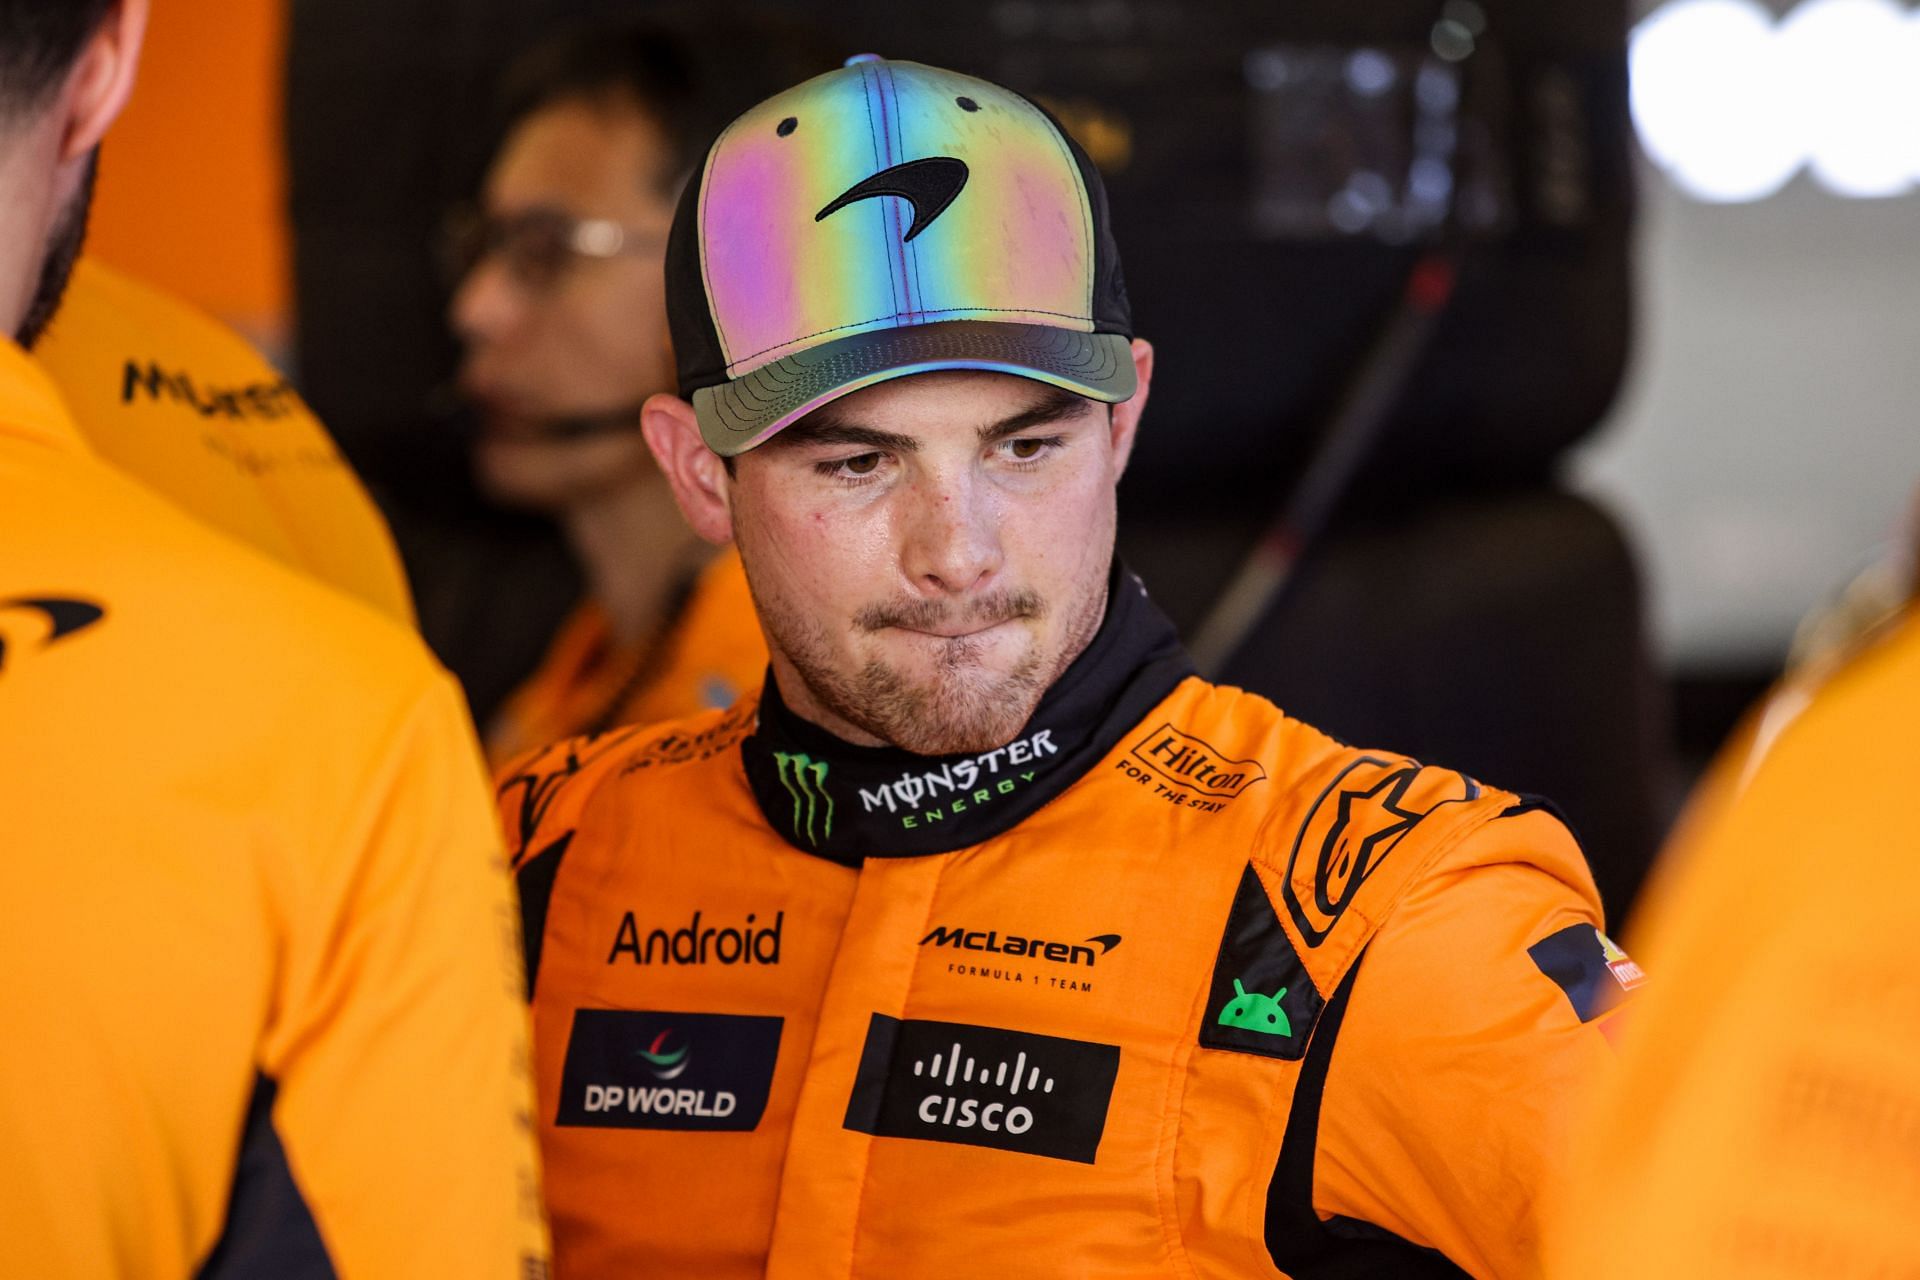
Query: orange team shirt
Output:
[[0, 337, 546, 1276], [500, 571, 1632, 1278], [1550, 607, 1920, 1280], [485, 548, 766, 768], [33, 257, 415, 624]]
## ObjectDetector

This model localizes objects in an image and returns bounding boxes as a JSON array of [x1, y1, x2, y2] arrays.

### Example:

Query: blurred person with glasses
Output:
[[445, 20, 823, 766]]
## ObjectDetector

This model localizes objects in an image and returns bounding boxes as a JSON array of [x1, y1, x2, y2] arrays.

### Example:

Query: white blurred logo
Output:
[[1632, 0, 1920, 201]]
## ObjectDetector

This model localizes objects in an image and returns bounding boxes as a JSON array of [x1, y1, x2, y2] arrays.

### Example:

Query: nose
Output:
[[901, 464, 1003, 597], [449, 256, 522, 350]]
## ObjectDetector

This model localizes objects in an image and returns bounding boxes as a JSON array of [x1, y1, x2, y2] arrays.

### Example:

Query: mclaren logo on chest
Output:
[[921, 926, 1121, 968]]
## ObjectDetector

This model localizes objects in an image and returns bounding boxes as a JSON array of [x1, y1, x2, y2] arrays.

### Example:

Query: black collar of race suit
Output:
[[741, 563, 1196, 865]]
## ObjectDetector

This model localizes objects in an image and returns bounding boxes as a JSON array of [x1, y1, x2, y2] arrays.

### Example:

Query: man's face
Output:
[[728, 371, 1133, 756], [450, 95, 678, 510]]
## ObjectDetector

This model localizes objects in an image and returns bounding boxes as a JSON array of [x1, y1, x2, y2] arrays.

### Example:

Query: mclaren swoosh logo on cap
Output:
[[815, 157, 970, 243]]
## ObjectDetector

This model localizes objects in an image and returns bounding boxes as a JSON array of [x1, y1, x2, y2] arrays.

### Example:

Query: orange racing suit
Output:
[[503, 568, 1629, 1278]]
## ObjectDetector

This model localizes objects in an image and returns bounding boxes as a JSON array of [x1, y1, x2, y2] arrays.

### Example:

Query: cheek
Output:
[[736, 480, 902, 612], [1002, 461, 1116, 583], [552, 278, 668, 380]]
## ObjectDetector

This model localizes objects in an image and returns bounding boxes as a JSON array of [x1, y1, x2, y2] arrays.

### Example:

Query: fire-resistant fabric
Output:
[[484, 548, 766, 769], [501, 570, 1624, 1278], [1549, 607, 1920, 1279], [0, 337, 548, 1277], [34, 258, 415, 625]]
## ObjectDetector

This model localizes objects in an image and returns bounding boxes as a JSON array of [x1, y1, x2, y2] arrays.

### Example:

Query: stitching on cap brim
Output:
[[692, 321, 1135, 457]]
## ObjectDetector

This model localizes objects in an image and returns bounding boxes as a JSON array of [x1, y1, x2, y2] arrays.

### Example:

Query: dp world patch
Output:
[[556, 1009, 782, 1131], [843, 1015, 1119, 1163]]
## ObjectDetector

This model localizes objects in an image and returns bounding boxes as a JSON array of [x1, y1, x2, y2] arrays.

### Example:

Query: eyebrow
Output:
[[773, 385, 1095, 455], [975, 386, 1097, 443]]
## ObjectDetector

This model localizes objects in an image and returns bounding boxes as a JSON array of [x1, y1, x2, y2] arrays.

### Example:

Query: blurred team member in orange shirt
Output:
[[0, 2, 546, 1273], [446, 23, 806, 766], [36, 258, 416, 624], [1549, 509, 1920, 1279]]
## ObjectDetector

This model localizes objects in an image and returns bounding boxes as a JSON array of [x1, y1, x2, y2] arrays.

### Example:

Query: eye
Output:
[[1007, 437, 1046, 460], [814, 450, 888, 483]]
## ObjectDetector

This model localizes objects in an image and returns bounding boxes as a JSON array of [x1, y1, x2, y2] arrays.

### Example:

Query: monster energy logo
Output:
[[773, 752, 834, 845]]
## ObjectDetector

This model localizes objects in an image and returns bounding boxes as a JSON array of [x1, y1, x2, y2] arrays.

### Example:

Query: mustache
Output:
[[855, 589, 1046, 634]]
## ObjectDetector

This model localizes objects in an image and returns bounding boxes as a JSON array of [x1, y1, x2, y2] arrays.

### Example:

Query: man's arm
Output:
[[251, 669, 549, 1278], [1309, 808, 1628, 1280]]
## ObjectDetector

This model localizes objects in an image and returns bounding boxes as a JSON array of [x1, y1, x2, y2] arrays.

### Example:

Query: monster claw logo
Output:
[[1217, 979, 1291, 1038], [773, 751, 834, 846], [638, 1029, 691, 1081]]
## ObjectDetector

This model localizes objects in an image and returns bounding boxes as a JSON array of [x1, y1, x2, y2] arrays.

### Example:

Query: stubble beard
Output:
[[757, 572, 1110, 757], [15, 152, 96, 351]]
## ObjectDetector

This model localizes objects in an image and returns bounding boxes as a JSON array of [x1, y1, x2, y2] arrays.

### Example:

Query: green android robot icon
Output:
[[1217, 978, 1291, 1037]]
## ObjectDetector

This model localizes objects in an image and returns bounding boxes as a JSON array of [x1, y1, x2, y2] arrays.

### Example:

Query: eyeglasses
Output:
[[438, 203, 667, 293]]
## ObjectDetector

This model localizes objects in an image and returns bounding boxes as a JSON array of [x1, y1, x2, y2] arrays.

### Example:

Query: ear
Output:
[[1106, 338, 1154, 480], [641, 392, 734, 545], [59, 0, 149, 162]]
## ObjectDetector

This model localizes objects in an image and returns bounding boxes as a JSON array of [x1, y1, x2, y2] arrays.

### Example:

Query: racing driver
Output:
[[501, 55, 1631, 1279]]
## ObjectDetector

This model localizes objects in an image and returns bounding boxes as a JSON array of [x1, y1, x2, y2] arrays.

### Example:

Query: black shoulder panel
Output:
[[515, 831, 574, 1000], [1263, 950, 1470, 1279], [196, 1073, 338, 1279]]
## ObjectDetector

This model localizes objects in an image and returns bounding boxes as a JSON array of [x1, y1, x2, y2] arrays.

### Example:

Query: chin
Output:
[[843, 640, 1050, 757]]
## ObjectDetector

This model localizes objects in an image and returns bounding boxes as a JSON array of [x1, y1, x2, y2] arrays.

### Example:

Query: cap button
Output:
[[843, 53, 885, 66]]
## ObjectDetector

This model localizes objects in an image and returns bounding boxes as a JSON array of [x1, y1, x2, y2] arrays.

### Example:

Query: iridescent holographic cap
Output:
[[664, 54, 1135, 456]]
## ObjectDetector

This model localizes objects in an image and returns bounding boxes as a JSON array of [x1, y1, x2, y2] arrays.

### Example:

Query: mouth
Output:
[[856, 590, 1046, 644], [888, 618, 1021, 642]]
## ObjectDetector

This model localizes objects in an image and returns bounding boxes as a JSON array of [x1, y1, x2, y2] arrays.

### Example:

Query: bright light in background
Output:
[[1631, 0, 1920, 201], [1631, 0, 1800, 202], [1782, 0, 1911, 197]]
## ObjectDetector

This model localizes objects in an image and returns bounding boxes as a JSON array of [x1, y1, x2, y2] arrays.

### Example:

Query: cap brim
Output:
[[691, 320, 1136, 457]]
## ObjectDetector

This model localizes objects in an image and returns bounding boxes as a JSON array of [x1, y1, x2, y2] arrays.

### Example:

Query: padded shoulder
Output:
[[495, 698, 758, 867], [1250, 739, 1526, 997]]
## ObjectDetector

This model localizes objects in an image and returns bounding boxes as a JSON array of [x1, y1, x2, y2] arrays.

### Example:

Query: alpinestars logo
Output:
[[859, 729, 1059, 830], [844, 1015, 1120, 1163], [773, 752, 833, 846]]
